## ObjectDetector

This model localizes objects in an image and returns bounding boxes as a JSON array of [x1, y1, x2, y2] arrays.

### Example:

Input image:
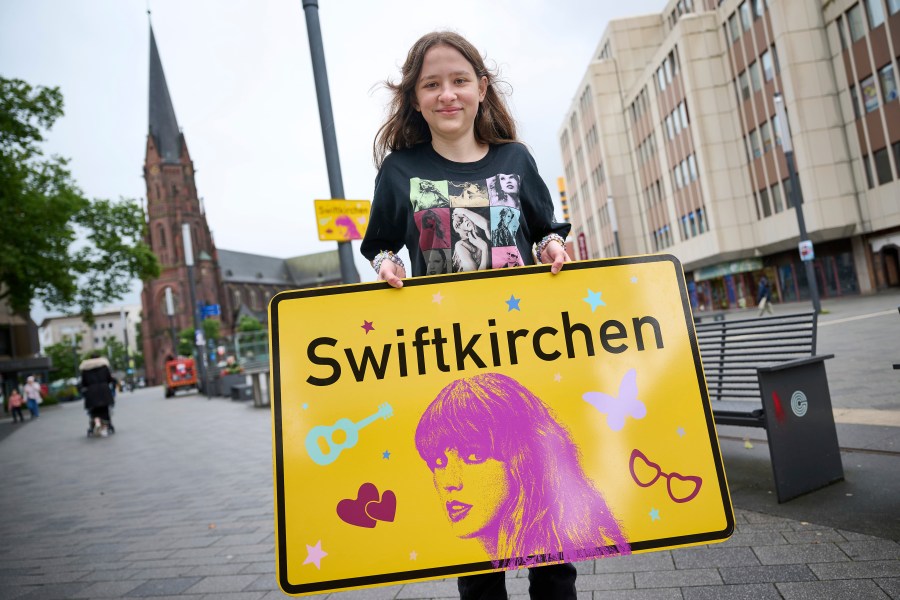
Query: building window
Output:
[[761, 50, 774, 82], [697, 207, 707, 233], [865, 0, 885, 29], [759, 187, 772, 217], [739, 70, 751, 100], [879, 63, 898, 103], [679, 102, 689, 128], [893, 142, 900, 175], [688, 154, 698, 181], [761, 121, 773, 153], [847, 3, 867, 42], [890, 0, 900, 15], [874, 147, 893, 184], [740, 1, 752, 30], [728, 14, 741, 42], [850, 84, 862, 119], [749, 128, 761, 158], [771, 182, 784, 213], [749, 61, 762, 93], [861, 75, 879, 112], [773, 114, 783, 146], [753, 0, 764, 18]]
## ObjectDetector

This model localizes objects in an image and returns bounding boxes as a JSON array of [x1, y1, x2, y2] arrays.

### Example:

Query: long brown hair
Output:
[[373, 31, 518, 168]]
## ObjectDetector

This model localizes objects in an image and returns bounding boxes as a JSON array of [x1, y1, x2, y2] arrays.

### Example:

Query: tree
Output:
[[177, 327, 194, 357], [237, 315, 263, 332], [44, 341, 81, 381], [0, 76, 159, 321]]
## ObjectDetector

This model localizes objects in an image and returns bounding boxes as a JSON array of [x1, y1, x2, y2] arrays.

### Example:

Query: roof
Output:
[[148, 25, 182, 163], [218, 249, 293, 285], [217, 248, 342, 287]]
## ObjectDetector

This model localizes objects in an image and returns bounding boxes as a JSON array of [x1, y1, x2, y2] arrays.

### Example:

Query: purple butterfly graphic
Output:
[[582, 369, 646, 431]]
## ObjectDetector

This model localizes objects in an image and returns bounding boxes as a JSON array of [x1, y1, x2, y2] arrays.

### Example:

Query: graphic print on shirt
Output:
[[410, 174, 525, 274], [449, 181, 490, 207], [450, 207, 491, 272], [410, 178, 450, 211], [487, 173, 521, 209], [415, 208, 451, 251]]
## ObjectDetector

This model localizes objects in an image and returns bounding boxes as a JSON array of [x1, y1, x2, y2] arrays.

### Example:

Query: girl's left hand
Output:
[[541, 240, 571, 275]]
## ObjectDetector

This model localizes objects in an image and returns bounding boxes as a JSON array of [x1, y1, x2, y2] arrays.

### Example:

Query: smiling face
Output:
[[414, 44, 487, 145], [430, 448, 511, 539]]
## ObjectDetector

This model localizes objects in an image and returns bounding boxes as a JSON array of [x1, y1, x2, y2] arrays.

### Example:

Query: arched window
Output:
[[249, 289, 259, 311], [157, 224, 166, 248]]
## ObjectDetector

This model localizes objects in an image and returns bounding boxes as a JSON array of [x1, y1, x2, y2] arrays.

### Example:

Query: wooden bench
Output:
[[695, 312, 843, 502]]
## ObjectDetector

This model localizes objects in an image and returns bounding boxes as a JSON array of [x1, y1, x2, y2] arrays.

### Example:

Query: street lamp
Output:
[[165, 286, 178, 356], [182, 224, 209, 397], [120, 307, 131, 391], [773, 93, 821, 314]]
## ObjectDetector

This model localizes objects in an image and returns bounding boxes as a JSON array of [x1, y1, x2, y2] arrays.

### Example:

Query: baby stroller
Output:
[[86, 381, 116, 438]]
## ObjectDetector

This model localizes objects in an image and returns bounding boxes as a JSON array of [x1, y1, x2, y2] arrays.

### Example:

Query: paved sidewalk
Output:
[[1, 290, 898, 599]]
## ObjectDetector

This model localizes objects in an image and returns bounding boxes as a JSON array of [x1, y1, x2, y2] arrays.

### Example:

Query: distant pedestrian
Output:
[[7, 389, 25, 423], [757, 275, 774, 316], [80, 351, 116, 436], [23, 376, 42, 419]]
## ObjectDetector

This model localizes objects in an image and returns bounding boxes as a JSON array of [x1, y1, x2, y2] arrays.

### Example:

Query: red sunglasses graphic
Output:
[[628, 448, 702, 503]]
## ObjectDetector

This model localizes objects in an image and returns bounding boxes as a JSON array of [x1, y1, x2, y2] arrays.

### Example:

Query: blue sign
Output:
[[201, 304, 221, 318]]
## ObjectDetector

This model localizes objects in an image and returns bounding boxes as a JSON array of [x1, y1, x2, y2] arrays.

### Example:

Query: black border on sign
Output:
[[269, 254, 734, 596]]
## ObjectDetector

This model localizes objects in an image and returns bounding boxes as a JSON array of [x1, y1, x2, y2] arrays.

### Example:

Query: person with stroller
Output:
[[79, 350, 116, 436]]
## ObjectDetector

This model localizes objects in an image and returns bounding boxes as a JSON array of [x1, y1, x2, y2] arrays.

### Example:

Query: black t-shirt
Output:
[[361, 142, 570, 277]]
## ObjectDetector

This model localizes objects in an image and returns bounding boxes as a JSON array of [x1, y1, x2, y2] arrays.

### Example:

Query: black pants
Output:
[[89, 406, 111, 422], [11, 406, 24, 422], [458, 563, 577, 600]]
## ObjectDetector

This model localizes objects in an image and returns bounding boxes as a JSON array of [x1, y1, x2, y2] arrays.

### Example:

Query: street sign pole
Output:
[[774, 93, 821, 314], [302, 0, 360, 284]]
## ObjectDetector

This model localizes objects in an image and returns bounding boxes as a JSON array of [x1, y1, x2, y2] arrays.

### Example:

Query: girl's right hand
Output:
[[378, 260, 406, 289]]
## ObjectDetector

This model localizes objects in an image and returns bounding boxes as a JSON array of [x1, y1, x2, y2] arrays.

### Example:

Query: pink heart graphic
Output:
[[336, 483, 379, 528], [365, 490, 397, 523]]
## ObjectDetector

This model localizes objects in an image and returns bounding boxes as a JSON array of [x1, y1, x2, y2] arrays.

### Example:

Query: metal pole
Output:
[[774, 93, 821, 314], [120, 308, 131, 391], [301, 0, 360, 284], [607, 196, 621, 257], [182, 224, 210, 396], [165, 286, 178, 356]]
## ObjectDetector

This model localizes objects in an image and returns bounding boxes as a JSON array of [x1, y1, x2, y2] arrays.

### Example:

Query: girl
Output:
[[415, 373, 630, 568], [360, 30, 575, 600], [7, 388, 25, 423]]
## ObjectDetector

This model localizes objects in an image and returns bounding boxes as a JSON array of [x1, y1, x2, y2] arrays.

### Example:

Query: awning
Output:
[[693, 258, 763, 282]]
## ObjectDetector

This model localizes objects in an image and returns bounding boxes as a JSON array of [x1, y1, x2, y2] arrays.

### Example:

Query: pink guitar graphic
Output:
[[305, 403, 393, 465]]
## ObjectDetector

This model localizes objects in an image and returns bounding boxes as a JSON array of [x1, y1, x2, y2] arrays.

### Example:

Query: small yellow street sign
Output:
[[268, 255, 733, 596], [314, 199, 371, 241]]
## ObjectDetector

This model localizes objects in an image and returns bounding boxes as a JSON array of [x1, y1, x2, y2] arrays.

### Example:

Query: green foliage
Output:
[[177, 327, 194, 357], [202, 318, 220, 343], [101, 337, 127, 372], [0, 76, 159, 320], [47, 385, 78, 404], [237, 315, 263, 332], [44, 341, 81, 381]]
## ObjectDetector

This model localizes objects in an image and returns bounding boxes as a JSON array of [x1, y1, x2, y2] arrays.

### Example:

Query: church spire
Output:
[[148, 25, 182, 162]]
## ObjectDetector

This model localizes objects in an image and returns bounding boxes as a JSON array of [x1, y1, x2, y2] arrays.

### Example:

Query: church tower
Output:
[[140, 25, 225, 386]]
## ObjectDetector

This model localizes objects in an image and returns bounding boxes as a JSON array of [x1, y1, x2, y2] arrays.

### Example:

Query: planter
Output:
[[218, 373, 246, 398]]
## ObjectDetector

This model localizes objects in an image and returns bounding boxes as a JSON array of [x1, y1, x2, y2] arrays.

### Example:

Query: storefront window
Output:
[[779, 264, 798, 302]]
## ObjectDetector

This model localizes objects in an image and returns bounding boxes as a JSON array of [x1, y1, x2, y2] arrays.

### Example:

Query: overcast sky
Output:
[[2, 0, 665, 321]]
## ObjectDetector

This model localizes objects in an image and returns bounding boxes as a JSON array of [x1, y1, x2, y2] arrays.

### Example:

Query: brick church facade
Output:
[[140, 27, 341, 386]]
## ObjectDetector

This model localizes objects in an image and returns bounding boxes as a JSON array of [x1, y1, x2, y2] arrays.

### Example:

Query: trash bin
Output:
[[231, 383, 253, 401]]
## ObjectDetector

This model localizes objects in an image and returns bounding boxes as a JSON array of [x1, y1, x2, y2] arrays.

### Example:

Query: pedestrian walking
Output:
[[757, 275, 774, 316], [7, 388, 25, 423], [361, 30, 575, 600], [79, 351, 116, 436], [23, 376, 42, 419]]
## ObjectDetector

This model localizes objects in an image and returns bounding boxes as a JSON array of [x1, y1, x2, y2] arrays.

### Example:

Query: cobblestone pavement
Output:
[[1, 290, 899, 599]]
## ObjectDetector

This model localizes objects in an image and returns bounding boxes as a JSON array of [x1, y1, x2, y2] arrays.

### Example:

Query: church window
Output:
[[157, 224, 166, 248]]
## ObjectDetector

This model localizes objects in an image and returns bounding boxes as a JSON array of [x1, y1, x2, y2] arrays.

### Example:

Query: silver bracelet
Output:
[[535, 234, 566, 264], [371, 250, 405, 274]]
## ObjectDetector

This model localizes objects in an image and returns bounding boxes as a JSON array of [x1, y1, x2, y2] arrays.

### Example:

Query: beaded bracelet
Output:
[[371, 250, 405, 274], [535, 234, 566, 264]]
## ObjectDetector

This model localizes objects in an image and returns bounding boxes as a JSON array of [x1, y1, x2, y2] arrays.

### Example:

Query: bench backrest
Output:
[[694, 312, 817, 401]]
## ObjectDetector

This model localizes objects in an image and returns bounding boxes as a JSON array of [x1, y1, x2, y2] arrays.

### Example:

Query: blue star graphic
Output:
[[649, 508, 660, 521], [506, 295, 521, 311], [583, 289, 606, 312], [677, 426, 686, 437], [383, 450, 391, 459]]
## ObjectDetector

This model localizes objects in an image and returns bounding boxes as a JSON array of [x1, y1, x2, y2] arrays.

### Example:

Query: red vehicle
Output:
[[164, 357, 198, 397]]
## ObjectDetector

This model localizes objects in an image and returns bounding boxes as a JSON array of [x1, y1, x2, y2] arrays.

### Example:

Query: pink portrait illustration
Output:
[[414, 373, 630, 568]]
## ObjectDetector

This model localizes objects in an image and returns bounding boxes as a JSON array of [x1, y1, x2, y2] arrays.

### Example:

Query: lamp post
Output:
[[165, 286, 178, 356], [301, 0, 360, 284], [773, 93, 821, 314], [182, 224, 209, 396], [120, 307, 131, 391]]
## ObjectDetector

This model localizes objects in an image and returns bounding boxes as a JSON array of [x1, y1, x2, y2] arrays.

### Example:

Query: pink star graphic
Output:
[[432, 291, 443, 304], [361, 320, 374, 334], [303, 540, 327, 569]]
